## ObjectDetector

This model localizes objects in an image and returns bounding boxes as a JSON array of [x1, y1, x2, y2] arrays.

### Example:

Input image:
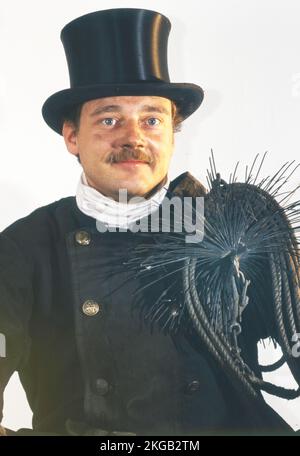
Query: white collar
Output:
[[76, 171, 170, 229]]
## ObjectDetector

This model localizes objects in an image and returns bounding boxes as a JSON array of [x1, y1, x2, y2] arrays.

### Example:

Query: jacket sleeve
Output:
[[0, 233, 33, 423]]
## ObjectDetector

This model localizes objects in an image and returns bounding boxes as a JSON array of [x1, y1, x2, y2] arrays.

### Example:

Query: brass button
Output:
[[82, 300, 100, 316], [75, 230, 91, 246], [187, 380, 201, 393], [95, 378, 110, 395]]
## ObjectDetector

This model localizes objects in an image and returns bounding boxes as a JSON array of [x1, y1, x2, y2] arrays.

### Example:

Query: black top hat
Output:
[[42, 8, 204, 135]]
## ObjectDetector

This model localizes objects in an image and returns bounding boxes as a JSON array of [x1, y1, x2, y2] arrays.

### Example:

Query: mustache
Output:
[[106, 147, 155, 165]]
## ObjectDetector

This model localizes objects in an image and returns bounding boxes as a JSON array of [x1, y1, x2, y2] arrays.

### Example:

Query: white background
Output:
[[0, 0, 300, 431]]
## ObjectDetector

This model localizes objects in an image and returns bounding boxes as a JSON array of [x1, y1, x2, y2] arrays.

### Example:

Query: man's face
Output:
[[63, 96, 174, 200]]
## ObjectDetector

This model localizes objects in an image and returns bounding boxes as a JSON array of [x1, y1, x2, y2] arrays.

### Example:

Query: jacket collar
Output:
[[70, 171, 206, 229]]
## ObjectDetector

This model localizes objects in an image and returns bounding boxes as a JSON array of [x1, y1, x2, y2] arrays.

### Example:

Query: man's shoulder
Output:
[[1, 196, 77, 244], [170, 171, 207, 197]]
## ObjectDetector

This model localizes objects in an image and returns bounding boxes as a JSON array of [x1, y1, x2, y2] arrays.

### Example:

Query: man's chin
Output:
[[116, 186, 153, 200]]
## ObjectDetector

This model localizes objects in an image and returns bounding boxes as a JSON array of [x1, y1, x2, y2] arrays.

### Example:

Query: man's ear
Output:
[[62, 121, 79, 157]]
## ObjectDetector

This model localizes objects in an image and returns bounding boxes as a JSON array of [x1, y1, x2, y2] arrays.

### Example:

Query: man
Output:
[[0, 8, 294, 436]]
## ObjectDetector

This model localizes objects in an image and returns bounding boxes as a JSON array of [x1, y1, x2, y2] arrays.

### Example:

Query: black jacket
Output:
[[0, 173, 292, 435]]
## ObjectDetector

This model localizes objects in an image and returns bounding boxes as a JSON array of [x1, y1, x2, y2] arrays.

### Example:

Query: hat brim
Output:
[[42, 82, 204, 134]]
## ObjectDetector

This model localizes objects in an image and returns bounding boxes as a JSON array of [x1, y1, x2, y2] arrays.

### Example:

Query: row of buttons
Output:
[[76, 229, 201, 394], [76, 231, 111, 395], [81, 300, 182, 320], [92, 378, 201, 395], [76, 231, 101, 317], [76, 231, 182, 319]]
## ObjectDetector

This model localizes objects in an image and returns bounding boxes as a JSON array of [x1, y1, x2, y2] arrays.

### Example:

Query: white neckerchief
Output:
[[76, 171, 170, 229]]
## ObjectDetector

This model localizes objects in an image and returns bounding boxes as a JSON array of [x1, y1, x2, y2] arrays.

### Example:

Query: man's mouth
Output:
[[113, 160, 149, 165]]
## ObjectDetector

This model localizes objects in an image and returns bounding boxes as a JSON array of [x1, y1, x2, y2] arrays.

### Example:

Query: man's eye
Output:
[[101, 118, 117, 126], [146, 117, 161, 126]]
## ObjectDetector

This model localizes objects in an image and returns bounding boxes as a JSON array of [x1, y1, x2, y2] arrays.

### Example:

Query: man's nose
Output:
[[116, 120, 146, 148]]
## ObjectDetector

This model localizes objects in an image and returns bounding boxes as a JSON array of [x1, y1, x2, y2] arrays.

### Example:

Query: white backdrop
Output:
[[1, 0, 300, 431]]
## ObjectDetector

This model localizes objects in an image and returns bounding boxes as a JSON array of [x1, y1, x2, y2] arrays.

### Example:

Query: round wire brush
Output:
[[124, 152, 300, 402]]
